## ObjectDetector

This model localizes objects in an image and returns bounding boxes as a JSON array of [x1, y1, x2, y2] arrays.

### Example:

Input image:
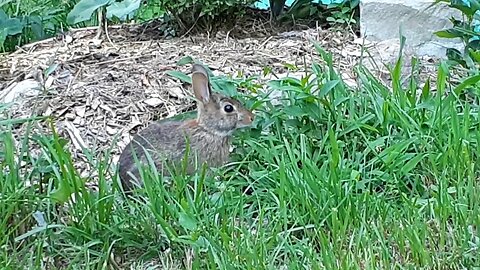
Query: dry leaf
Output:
[[45, 76, 55, 89], [144, 97, 163, 107], [75, 106, 86, 117], [106, 126, 117, 135], [91, 99, 101, 110], [167, 86, 185, 98], [64, 121, 88, 151]]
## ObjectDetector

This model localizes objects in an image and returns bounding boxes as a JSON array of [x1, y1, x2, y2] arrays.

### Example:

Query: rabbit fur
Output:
[[118, 63, 254, 192]]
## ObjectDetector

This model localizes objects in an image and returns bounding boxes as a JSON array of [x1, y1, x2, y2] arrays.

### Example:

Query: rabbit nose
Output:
[[240, 113, 253, 124], [244, 113, 254, 124]]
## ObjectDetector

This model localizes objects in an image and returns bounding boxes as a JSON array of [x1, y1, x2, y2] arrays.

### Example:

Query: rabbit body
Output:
[[118, 64, 254, 192]]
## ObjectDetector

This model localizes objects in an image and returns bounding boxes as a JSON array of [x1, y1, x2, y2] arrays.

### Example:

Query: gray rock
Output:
[[1, 79, 41, 104], [360, 0, 464, 58]]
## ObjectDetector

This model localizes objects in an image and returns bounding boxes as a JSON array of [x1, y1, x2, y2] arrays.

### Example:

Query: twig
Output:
[[91, 55, 146, 66], [180, 11, 203, 39], [259, 36, 273, 49]]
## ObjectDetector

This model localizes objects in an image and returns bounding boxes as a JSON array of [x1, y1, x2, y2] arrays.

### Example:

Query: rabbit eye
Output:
[[224, 104, 234, 113]]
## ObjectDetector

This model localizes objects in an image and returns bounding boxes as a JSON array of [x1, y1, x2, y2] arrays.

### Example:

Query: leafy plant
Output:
[[433, 0, 480, 71], [325, 0, 359, 25], [160, 0, 258, 31], [0, 9, 24, 49], [279, 0, 359, 26], [0, 0, 74, 52], [66, 0, 258, 35], [66, 0, 141, 25]]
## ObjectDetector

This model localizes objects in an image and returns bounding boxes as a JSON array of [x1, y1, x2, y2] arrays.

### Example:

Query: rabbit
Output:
[[118, 63, 255, 193]]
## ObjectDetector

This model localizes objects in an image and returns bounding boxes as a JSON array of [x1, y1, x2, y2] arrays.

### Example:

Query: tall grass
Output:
[[1, 43, 479, 269]]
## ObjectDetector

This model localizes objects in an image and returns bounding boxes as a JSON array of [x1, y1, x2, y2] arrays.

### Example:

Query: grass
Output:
[[1, 42, 480, 269]]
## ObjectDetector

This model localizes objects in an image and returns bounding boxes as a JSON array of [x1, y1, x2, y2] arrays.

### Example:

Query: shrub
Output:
[[0, 0, 72, 52], [66, 0, 259, 35], [160, 0, 259, 31], [433, 0, 480, 72]]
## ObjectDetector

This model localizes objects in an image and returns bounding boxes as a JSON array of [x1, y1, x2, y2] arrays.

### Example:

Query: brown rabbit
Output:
[[118, 63, 255, 193]]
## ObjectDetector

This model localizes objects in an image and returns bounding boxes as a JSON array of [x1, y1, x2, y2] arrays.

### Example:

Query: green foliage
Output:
[[134, 1, 166, 22], [107, 0, 141, 21], [433, 0, 480, 71], [0, 0, 74, 52], [66, 0, 110, 24], [67, 0, 260, 33], [325, 0, 359, 25], [2, 39, 480, 268], [0, 10, 24, 45], [0, 0, 144, 51], [281, 0, 359, 27], [160, 0, 258, 31], [66, 0, 140, 25]]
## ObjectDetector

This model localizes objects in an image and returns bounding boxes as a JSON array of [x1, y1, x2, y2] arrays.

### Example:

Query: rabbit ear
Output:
[[191, 64, 211, 104], [191, 63, 210, 75]]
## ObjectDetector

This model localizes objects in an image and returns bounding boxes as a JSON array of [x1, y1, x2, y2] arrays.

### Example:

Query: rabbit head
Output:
[[191, 64, 254, 137]]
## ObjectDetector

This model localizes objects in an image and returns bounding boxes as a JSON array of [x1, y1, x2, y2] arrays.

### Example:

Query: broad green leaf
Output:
[[3, 18, 24, 35], [107, 0, 141, 21], [67, 0, 111, 25], [177, 56, 194, 66], [446, 48, 465, 66], [318, 80, 339, 97], [44, 63, 59, 77], [434, 29, 463, 39], [211, 78, 238, 96], [468, 40, 480, 50], [282, 77, 303, 87], [166, 70, 191, 84], [283, 105, 305, 117], [453, 73, 480, 95], [468, 49, 480, 63], [472, 0, 480, 10], [179, 212, 198, 231], [29, 15, 45, 39], [50, 179, 73, 203], [451, 3, 478, 16], [0, 11, 24, 36]]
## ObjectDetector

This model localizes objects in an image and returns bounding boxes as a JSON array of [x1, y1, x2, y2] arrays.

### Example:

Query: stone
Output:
[[0, 79, 41, 104], [360, 0, 464, 58]]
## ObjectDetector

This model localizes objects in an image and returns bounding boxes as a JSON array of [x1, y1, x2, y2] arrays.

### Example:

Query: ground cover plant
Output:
[[1, 36, 480, 269]]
